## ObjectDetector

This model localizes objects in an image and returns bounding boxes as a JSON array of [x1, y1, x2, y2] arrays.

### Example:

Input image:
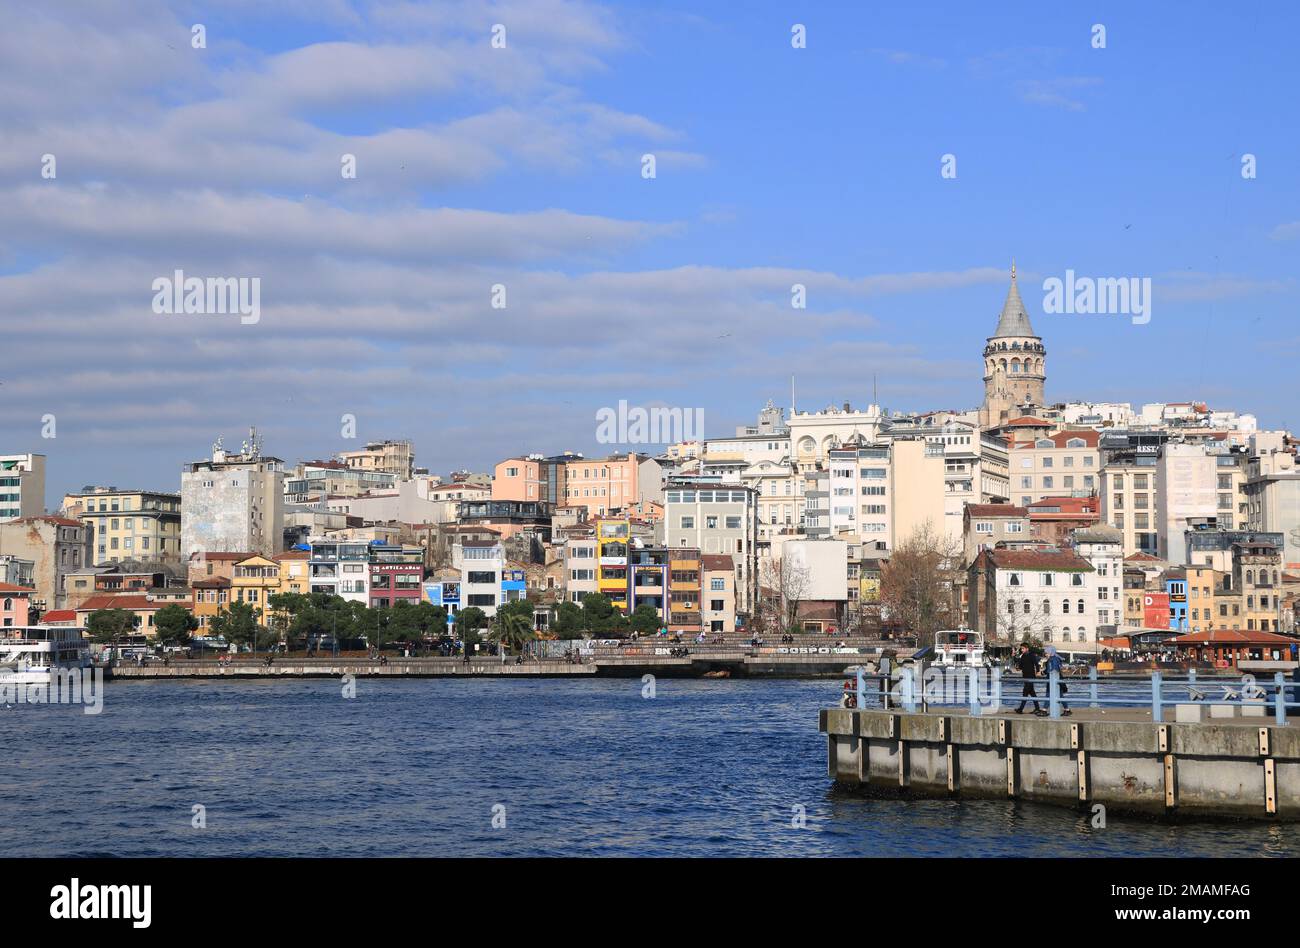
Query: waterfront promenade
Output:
[[105, 642, 900, 680]]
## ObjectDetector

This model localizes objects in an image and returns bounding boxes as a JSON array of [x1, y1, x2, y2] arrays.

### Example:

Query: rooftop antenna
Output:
[[790, 374, 796, 415]]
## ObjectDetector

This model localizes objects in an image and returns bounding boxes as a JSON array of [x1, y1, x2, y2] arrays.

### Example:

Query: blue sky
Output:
[[0, 1, 1297, 502]]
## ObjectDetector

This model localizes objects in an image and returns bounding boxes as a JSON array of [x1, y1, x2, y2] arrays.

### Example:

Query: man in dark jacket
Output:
[[1014, 643, 1046, 715]]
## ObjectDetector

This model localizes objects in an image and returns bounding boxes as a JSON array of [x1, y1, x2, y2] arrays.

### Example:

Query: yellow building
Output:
[[231, 554, 280, 624], [192, 578, 232, 631], [273, 550, 310, 596], [63, 488, 183, 565], [595, 517, 630, 610]]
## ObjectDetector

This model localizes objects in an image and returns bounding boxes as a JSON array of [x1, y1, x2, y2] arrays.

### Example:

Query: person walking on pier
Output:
[[1014, 643, 1046, 716]]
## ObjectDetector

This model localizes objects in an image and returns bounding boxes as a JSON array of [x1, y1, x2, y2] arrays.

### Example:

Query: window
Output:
[[680, 516, 694, 529], [710, 578, 725, 591]]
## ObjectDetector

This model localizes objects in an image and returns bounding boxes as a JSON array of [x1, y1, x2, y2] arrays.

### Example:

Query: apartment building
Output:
[[663, 481, 757, 615], [1241, 433, 1300, 565], [284, 461, 396, 503], [562, 453, 662, 516], [232, 554, 280, 623], [459, 540, 506, 616], [962, 504, 1030, 564], [0, 454, 45, 522], [308, 538, 370, 602], [64, 487, 182, 565], [1099, 430, 1168, 557], [0, 515, 91, 611], [1154, 442, 1245, 562], [1007, 430, 1100, 507], [968, 548, 1099, 653], [701, 554, 736, 634], [337, 439, 414, 479], [181, 431, 284, 558], [368, 545, 424, 608]]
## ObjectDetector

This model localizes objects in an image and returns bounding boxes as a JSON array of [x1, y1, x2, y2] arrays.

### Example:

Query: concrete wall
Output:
[[822, 707, 1300, 820]]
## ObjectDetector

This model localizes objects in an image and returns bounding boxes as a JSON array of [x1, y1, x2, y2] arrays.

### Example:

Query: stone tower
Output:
[[980, 262, 1046, 427]]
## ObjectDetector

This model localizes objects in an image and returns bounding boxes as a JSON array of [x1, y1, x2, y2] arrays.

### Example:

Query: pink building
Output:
[[493, 457, 543, 501], [0, 582, 33, 627], [562, 454, 660, 518]]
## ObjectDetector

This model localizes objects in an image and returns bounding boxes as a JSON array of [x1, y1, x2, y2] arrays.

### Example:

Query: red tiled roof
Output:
[[0, 582, 34, 593], [40, 609, 77, 622], [1010, 430, 1101, 449], [1126, 553, 1162, 562], [75, 594, 164, 612], [1002, 416, 1053, 427], [966, 504, 1028, 518], [1179, 629, 1298, 646], [189, 551, 252, 561], [701, 554, 735, 570], [9, 515, 82, 528], [980, 549, 1095, 572]]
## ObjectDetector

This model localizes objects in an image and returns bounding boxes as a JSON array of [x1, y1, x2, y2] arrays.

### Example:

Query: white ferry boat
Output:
[[0, 625, 93, 685], [933, 629, 988, 667]]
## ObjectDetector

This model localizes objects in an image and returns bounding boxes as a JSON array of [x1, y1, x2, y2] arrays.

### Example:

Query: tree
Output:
[[760, 554, 813, 633], [455, 607, 488, 651], [553, 601, 585, 640], [579, 593, 628, 636], [629, 603, 660, 637], [85, 608, 136, 643], [490, 608, 537, 656], [879, 520, 963, 645], [209, 600, 260, 651], [154, 604, 197, 648]]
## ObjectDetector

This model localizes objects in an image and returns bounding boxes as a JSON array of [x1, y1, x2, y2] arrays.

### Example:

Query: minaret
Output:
[[981, 261, 1046, 427]]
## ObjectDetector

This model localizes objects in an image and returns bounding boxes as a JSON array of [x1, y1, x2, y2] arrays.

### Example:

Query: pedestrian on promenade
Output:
[[1043, 645, 1070, 716], [1015, 643, 1046, 716]]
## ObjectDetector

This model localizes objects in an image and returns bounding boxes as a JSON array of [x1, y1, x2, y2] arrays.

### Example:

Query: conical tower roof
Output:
[[991, 261, 1037, 339]]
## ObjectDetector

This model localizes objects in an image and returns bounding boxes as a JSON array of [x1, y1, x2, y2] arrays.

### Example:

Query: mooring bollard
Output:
[[1151, 671, 1163, 723], [1089, 665, 1099, 709], [1275, 671, 1288, 726], [1048, 670, 1061, 719]]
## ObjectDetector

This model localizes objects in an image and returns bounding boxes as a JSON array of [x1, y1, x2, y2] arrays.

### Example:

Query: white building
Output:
[[307, 538, 370, 603], [0, 454, 45, 523], [458, 540, 505, 616], [972, 548, 1100, 654], [181, 430, 284, 557], [663, 482, 758, 614], [1072, 525, 1124, 632]]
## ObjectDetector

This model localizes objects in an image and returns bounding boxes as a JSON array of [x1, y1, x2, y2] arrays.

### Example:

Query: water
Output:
[[0, 678, 1293, 857]]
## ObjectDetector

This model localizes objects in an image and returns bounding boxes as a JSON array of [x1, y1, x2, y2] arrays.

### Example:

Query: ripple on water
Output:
[[2, 678, 1294, 857]]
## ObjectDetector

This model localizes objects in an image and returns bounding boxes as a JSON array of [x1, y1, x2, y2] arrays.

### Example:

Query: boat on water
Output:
[[0, 626, 93, 686], [933, 629, 989, 667]]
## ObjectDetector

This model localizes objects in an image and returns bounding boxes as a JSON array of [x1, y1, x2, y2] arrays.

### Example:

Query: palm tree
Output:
[[490, 611, 537, 658]]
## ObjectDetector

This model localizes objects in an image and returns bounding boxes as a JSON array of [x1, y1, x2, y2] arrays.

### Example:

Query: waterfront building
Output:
[[231, 554, 280, 624], [191, 577, 232, 630], [180, 430, 284, 558], [1073, 525, 1123, 633], [0, 515, 91, 611], [0, 582, 32, 627], [663, 481, 757, 615], [368, 545, 424, 608], [0, 454, 46, 523], [458, 540, 506, 616], [272, 550, 310, 596], [968, 547, 1099, 652], [562, 531, 598, 605], [307, 538, 370, 602], [701, 554, 736, 634], [62, 487, 182, 565]]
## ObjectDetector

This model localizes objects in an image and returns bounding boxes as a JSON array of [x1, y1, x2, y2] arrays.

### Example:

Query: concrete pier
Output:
[[821, 706, 1300, 820]]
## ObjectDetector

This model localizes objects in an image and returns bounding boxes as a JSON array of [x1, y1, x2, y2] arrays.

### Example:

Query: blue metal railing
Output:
[[849, 665, 1296, 724]]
